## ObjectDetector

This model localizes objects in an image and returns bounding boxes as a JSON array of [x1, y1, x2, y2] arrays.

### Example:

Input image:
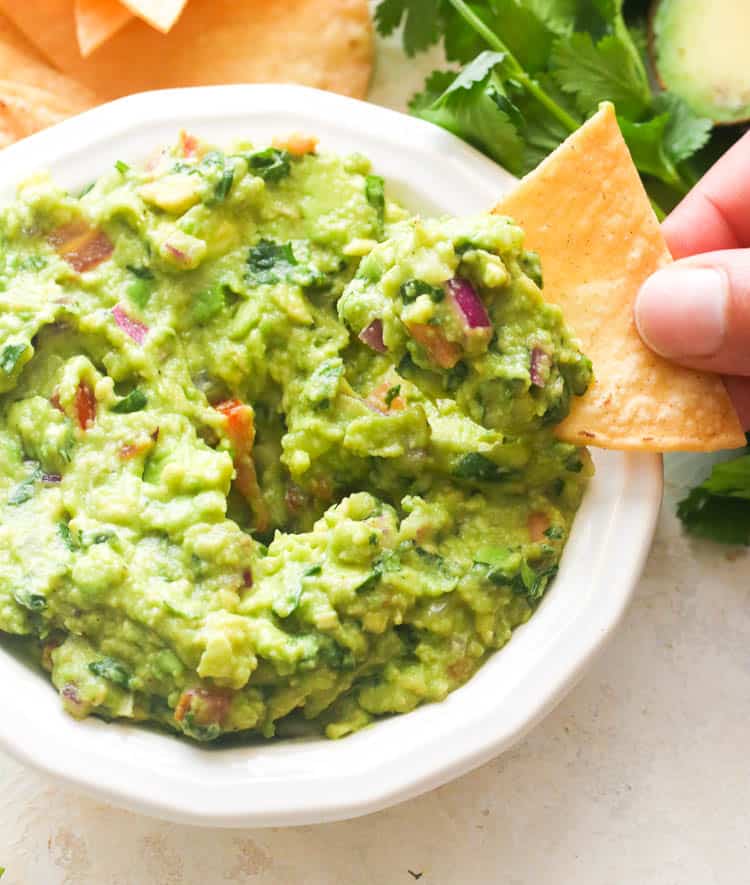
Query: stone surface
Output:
[[1, 30, 747, 885]]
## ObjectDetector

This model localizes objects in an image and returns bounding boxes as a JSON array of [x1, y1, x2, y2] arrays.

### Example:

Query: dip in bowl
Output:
[[0, 85, 661, 825]]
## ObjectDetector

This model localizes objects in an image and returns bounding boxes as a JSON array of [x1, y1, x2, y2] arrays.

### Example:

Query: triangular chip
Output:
[[493, 103, 744, 452], [0, 0, 373, 102], [74, 0, 132, 56], [0, 12, 95, 107], [118, 0, 186, 33], [0, 79, 95, 147], [0, 13, 96, 147]]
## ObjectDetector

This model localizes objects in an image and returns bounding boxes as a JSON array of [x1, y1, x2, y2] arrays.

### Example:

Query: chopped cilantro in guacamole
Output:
[[0, 134, 591, 741]]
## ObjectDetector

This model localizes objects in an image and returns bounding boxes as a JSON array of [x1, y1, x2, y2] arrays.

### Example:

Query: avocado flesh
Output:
[[651, 0, 750, 124]]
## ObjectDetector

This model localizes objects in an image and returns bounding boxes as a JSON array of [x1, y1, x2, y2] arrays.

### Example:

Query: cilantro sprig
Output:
[[376, 0, 715, 216], [678, 444, 750, 545]]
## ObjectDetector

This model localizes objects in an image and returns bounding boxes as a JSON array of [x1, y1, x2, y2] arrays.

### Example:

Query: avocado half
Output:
[[650, 0, 750, 124]]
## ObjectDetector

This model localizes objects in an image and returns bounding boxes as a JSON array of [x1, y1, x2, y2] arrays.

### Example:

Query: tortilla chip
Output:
[[74, 0, 132, 57], [0, 12, 95, 106], [0, 81, 79, 146], [493, 103, 744, 452], [0, 13, 97, 146], [119, 0, 186, 33], [0, 0, 373, 101]]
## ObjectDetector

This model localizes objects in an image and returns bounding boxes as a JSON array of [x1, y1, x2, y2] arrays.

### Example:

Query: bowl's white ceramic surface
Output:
[[0, 84, 662, 827]]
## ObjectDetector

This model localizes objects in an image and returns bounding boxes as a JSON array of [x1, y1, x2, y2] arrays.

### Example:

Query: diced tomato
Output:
[[215, 399, 253, 442], [366, 380, 406, 413], [527, 510, 551, 542], [272, 133, 318, 156], [49, 221, 113, 273], [75, 381, 96, 430], [407, 323, 462, 369], [178, 131, 199, 158], [174, 687, 231, 727], [215, 399, 270, 533], [50, 390, 63, 413], [119, 437, 155, 461]]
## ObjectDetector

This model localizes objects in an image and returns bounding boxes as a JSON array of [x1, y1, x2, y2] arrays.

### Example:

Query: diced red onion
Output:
[[358, 318, 387, 353], [112, 304, 148, 344], [446, 277, 490, 329], [165, 243, 187, 262], [61, 683, 89, 716], [530, 346, 551, 388], [42, 473, 62, 484]]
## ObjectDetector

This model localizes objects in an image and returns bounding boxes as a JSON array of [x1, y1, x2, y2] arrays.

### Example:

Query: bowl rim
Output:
[[0, 83, 663, 827]]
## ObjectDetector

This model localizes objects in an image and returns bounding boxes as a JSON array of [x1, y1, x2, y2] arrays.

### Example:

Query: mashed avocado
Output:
[[0, 134, 592, 741]]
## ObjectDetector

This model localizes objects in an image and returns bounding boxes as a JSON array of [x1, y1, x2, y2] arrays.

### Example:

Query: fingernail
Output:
[[635, 266, 728, 358]]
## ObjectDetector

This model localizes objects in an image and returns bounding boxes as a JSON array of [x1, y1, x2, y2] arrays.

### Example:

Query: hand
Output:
[[634, 130, 750, 429]]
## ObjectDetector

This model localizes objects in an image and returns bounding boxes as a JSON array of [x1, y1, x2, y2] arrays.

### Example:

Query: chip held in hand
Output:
[[494, 102, 745, 452]]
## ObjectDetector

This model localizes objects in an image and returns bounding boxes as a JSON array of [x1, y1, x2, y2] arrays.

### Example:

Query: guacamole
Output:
[[0, 133, 592, 741]]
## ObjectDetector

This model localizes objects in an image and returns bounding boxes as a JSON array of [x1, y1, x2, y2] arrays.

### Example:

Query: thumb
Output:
[[635, 249, 750, 376]]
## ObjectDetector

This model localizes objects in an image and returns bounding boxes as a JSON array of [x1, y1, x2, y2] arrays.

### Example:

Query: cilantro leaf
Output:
[[7, 463, 41, 506], [13, 588, 47, 612], [385, 385, 401, 407], [411, 51, 525, 174], [653, 92, 713, 165], [383, 0, 725, 214], [525, 0, 577, 35], [400, 278, 445, 302], [550, 31, 650, 119], [627, 17, 649, 67], [464, 0, 556, 72], [247, 239, 298, 284], [510, 72, 579, 172], [409, 70, 457, 114], [111, 389, 148, 414], [442, 2, 496, 64], [374, 0, 445, 55], [58, 521, 76, 551], [89, 657, 132, 688], [246, 148, 291, 183], [212, 167, 235, 203], [126, 265, 154, 280], [678, 453, 750, 544], [618, 97, 712, 190], [618, 113, 678, 185], [678, 491, 750, 545], [453, 451, 510, 481], [365, 174, 385, 235], [0, 343, 27, 375], [247, 239, 325, 288]]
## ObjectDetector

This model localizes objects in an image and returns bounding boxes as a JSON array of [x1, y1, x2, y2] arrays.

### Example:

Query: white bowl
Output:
[[0, 84, 662, 827]]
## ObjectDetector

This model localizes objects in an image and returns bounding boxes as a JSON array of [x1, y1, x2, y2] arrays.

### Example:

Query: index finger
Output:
[[662, 130, 750, 259]]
